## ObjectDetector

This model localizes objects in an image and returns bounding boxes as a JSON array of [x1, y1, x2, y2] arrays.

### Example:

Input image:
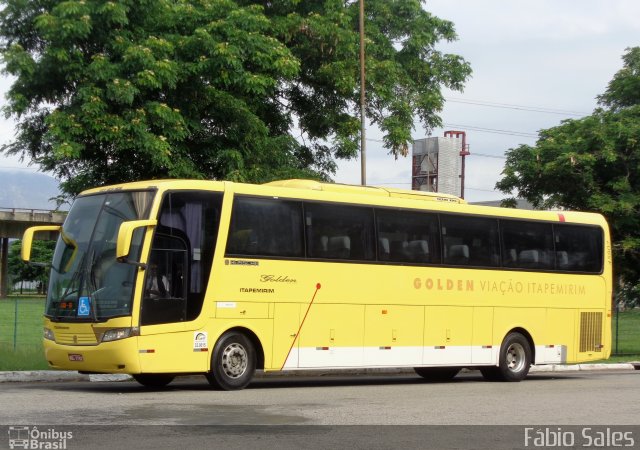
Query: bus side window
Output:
[[441, 215, 499, 267], [375, 208, 440, 265], [501, 220, 554, 270], [328, 236, 351, 259], [448, 244, 469, 265], [378, 238, 391, 261], [228, 229, 257, 255], [305, 203, 375, 261], [226, 197, 304, 258], [406, 240, 430, 262], [553, 224, 603, 273]]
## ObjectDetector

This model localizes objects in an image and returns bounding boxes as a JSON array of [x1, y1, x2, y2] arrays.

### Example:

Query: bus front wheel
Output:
[[207, 331, 256, 391], [483, 332, 532, 382]]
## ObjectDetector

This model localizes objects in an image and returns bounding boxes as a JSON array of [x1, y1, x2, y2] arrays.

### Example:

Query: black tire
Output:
[[414, 367, 460, 381], [133, 373, 175, 388], [206, 331, 256, 391], [490, 332, 532, 382]]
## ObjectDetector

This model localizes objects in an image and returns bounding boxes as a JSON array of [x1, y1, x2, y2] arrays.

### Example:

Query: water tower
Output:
[[411, 131, 470, 198]]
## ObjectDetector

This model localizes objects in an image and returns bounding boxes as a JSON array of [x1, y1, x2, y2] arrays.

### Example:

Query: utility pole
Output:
[[359, 0, 366, 186]]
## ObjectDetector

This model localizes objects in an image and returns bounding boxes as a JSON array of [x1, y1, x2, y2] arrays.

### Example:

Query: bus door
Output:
[[137, 191, 223, 373]]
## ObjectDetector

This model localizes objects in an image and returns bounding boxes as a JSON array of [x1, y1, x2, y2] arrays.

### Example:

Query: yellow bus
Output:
[[22, 179, 612, 389]]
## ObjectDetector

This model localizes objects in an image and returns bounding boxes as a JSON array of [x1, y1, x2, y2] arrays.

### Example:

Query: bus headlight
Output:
[[43, 328, 55, 341], [101, 327, 138, 342]]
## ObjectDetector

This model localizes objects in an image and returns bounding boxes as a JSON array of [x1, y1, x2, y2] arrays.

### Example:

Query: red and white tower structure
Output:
[[411, 131, 470, 198]]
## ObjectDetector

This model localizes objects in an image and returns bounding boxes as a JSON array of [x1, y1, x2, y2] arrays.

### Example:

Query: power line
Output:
[[367, 122, 537, 140], [373, 181, 498, 193], [465, 186, 500, 193], [473, 152, 506, 159], [445, 97, 590, 117], [442, 123, 538, 138], [0, 166, 40, 171], [365, 139, 509, 159]]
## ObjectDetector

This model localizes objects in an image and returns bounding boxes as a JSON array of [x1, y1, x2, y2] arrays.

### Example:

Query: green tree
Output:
[[0, 0, 471, 197], [496, 47, 640, 285], [8, 239, 55, 293]]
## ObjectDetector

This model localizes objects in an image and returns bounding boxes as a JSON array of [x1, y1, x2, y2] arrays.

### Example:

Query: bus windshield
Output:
[[46, 190, 154, 321]]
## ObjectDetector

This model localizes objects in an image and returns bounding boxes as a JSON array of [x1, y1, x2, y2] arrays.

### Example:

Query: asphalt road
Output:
[[1, 370, 639, 449]]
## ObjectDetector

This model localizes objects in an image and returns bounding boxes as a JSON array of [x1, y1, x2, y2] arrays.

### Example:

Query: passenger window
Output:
[[441, 215, 500, 267], [305, 203, 375, 261], [226, 197, 304, 258], [554, 225, 603, 273], [501, 220, 554, 270], [376, 209, 440, 264], [141, 191, 222, 326]]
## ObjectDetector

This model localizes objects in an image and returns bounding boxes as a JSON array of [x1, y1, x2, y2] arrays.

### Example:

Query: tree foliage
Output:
[[0, 0, 471, 197], [497, 47, 640, 284], [598, 46, 640, 110], [8, 239, 55, 291]]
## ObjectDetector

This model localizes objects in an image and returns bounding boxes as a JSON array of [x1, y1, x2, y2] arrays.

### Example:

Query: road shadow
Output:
[[12, 370, 587, 394]]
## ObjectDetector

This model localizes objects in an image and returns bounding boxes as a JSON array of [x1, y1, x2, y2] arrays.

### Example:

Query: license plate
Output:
[[68, 354, 83, 362]]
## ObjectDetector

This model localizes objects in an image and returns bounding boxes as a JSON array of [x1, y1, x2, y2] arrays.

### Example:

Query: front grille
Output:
[[56, 332, 98, 346], [579, 312, 603, 352]]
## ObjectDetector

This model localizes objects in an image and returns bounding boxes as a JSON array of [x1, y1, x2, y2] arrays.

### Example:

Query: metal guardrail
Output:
[[0, 207, 67, 235], [0, 206, 66, 215]]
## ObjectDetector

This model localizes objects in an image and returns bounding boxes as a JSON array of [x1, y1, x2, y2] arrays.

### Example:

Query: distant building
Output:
[[412, 131, 470, 198], [412, 136, 463, 197]]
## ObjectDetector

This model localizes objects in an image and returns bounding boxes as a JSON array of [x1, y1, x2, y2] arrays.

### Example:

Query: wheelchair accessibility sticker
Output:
[[77, 297, 91, 317]]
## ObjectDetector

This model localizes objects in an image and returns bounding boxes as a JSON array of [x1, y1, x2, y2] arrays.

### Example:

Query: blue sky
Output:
[[2, 0, 639, 202]]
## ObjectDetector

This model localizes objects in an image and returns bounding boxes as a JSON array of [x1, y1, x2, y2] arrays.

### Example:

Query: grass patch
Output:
[[0, 345, 49, 370], [612, 309, 640, 356], [0, 296, 48, 370], [592, 355, 640, 364]]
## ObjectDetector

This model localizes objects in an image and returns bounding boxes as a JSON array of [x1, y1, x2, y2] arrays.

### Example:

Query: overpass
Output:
[[0, 207, 67, 297]]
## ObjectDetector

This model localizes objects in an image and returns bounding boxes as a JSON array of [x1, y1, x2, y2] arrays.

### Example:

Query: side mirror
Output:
[[116, 219, 157, 265], [22, 225, 61, 261]]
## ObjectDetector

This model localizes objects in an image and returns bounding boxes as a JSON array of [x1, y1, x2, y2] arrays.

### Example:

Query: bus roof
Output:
[[81, 178, 465, 204], [264, 179, 466, 204], [78, 178, 608, 228]]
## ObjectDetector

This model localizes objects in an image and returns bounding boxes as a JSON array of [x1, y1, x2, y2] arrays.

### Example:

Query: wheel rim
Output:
[[221, 342, 248, 379], [505, 342, 526, 373]]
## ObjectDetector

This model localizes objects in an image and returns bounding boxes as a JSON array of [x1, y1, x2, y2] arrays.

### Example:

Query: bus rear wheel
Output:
[[414, 367, 460, 381], [484, 332, 532, 382], [133, 374, 175, 388], [206, 331, 256, 391]]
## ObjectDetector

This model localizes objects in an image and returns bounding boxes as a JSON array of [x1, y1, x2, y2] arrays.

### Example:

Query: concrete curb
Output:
[[0, 363, 637, 383], [528, 363, 637, 372], [0, 371, 89, 383]]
